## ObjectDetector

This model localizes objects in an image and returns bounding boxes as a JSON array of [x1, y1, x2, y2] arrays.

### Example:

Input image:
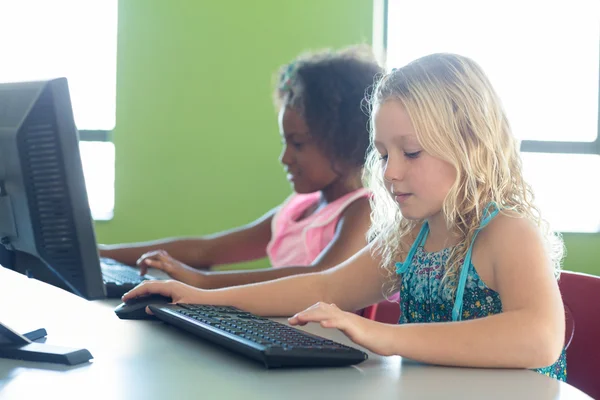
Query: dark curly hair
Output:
[[273, 45, 383, 170]]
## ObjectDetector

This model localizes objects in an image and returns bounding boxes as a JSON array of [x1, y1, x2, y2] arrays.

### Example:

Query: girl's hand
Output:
[[137, 250, 205, 286], [288, 302, 370, 346], [121, 280, 206, 305]]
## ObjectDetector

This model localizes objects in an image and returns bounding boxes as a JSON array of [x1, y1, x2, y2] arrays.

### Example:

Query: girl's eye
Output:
[[404, 151, 421, 159]]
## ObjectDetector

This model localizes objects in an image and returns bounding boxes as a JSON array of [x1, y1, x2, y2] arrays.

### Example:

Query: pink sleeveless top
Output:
[[266, 188, 370, 268]]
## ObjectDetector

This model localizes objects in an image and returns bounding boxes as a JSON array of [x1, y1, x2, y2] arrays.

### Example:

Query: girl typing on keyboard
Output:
[[100, 46, 381, 292], [123, 53, 567, 380]]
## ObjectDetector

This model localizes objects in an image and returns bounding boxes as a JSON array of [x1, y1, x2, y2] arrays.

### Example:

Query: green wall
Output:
[[562, 233, 600, 276], [96, 0, 600, 276], [94, 0, 373, 270]]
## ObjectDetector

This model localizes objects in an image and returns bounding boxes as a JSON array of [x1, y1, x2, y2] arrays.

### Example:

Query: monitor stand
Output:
[[0, 323, 93, 365]]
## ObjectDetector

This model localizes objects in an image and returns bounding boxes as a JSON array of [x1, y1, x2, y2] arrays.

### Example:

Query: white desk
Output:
[[0, 267, 591, 400]]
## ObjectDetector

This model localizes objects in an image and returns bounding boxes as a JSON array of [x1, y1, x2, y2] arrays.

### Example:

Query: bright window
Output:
[[0, 0, 118, 220], [385, 0, 600, 232]]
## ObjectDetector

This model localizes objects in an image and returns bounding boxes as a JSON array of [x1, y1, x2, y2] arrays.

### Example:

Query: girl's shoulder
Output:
[[477, 210, 543, 250], [476, 210, 546, 266], [473, 211, 546, 291]]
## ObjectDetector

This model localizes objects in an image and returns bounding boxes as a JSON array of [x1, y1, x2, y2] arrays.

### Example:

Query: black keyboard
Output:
[[148, 304, 368, 368], [100, 257, 156, 298]]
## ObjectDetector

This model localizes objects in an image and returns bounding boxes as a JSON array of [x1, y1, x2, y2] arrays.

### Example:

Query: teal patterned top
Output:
[[395, 205, 567, 381]]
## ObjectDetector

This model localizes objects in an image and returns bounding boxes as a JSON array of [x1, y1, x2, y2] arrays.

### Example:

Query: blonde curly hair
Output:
[[363, 53, 564, 297]]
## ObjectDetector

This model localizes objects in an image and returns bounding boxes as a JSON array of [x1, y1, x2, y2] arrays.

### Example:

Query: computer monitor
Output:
[[0, 78, 106, 299]]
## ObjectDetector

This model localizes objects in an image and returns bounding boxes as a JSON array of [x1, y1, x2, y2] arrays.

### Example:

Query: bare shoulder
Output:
[[472, 211, 549, 291], [477, 210, 544, 255], [341, 196, 371, 218], [335, 197, 371, 232]]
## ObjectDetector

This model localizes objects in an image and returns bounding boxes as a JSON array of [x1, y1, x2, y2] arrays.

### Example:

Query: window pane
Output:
[[386, 0, 599, 142], [0, 0, 118, 130], [80, 142, 115, 221], [521, 153, 600, 232]]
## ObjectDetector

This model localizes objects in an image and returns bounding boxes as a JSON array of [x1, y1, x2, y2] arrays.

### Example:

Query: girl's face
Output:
[[373, 100, 457, 221], [278, 106, 340, 194]]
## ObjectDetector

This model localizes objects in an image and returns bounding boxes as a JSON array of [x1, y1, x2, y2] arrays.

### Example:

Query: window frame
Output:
[[79, 130, 112, 142]]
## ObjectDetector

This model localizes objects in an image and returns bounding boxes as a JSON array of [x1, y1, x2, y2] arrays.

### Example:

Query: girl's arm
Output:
[[151, 198, 371, 288], [122, 243, 387, 318], [98, 207, 277, 268]]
